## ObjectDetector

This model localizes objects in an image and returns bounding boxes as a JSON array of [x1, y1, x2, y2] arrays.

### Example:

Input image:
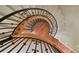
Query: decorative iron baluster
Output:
[[26, 10, 31, 16], [0, 31, 12, 35], [31, 10, 34, 15], [7, 38, 24, 53], [0, 27, 15, 29], [32, 40, 38, 53], [17, 38, 29, 53], [0, 23, 18, 25], [13, 15, 23, 19], [0, 36, 12, 45], [6, 5, 25, 19], [7, 17, 20, 23], [0, 38, 21, 52], [26, 39, 32, 53], [39, 41, 43, 53], [18, 12, 26, 19], [0, 35, 10, 39], [47, 44, 53, 53], [51, 45, 61, 53], [43, 42, 48, 53], [0, 38, 18, 48]]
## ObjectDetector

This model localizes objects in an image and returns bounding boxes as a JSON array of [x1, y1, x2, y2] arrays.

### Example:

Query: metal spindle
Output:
[[17, 38, 29, 53], [26, 39, 32, 53], [0, 38, 21, 52], [7, 38, 24, 53], [39, 41, 43, 53], [43, 42, 48, 53]]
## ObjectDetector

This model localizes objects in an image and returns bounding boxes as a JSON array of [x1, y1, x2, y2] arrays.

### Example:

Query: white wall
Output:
[[59, 6, 79, 52]]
